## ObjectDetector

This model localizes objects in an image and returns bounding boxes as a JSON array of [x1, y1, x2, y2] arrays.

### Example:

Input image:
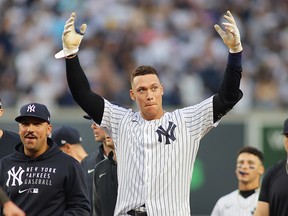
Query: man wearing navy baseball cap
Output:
[[15, 102, 51, 124], [0, 102, 91, 215], [51, 125, 88, 163]]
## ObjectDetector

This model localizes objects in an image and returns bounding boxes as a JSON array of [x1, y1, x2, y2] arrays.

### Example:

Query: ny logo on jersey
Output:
[[27, 104, 36, 112], [6, 166, 25, 187], [156, 121, 177, 144]]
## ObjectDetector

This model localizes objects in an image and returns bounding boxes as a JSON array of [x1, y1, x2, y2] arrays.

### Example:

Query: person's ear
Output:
[[63, 144, 72, 153], [130, 89, 135, 100], [47, 124, 52, 136], [259, 165, 265, 175]]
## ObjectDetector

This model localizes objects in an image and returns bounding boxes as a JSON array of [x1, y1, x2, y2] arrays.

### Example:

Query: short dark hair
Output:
[[237, 146, 264, 163], [130, 65, 159, 84]]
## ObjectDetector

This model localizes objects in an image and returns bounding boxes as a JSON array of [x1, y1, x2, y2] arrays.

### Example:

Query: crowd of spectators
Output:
[[0, 0, 288, 114]]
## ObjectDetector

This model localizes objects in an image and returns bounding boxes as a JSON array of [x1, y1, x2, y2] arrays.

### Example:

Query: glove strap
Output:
[[63, 48, 79, 56], [55, 48, 79, 59]]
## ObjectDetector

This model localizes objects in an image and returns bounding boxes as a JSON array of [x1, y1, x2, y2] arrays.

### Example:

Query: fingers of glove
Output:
[[214, 24, 226, 38], [63, 26, 74, 36], [223, 11, 236, 25], [65, 16, 75, 25], [64, 20, 75, 32], [64, 14, 86, 36], [76, 23, 87, 35], [65, 13, 76, 26], [222, 23, 238, 35]]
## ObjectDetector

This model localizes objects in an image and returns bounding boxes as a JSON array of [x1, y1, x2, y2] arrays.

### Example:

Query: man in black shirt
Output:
[[254, 118, 288, 216], [0, 97, 20, 159], [93, 136, 117, 216]]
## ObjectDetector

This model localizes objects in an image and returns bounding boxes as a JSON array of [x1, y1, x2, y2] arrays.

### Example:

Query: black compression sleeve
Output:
[[66, 56, 104, 124], [213, 52, 243, 122]]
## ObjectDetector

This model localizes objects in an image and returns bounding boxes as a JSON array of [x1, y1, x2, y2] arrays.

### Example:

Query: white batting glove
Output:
[[55, 12, 87, 59], [214, 11, 243, 53]]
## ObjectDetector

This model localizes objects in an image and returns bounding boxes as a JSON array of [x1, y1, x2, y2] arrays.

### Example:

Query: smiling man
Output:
[[0, 103, 90, 216], [211, 146, 264, 216]]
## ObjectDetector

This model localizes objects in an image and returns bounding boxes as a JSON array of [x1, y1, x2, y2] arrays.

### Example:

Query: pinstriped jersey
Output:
[[211, 189, 260, 216], [101, 96, 219, 216]]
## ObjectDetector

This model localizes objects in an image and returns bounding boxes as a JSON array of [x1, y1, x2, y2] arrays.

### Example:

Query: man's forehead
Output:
[[132, 74, 161, 86], [237, 153, 260, 161]]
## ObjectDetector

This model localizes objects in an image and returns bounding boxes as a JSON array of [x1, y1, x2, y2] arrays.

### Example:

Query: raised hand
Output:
[[55, 12, 87, 59], [214, 11, 243, 53]]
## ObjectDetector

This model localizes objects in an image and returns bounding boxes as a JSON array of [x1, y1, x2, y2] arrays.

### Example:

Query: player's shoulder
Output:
[[95, 158, 109, 168], [216, 189, 238, 204], [94, 158, 109, 172], [265, 159, 285, 176], [81, 151, 100, 168], [0, 130, 21, 143], [84, 151, 99, 161], [2, 129, 19, 137], [57, 150, 80, 165]]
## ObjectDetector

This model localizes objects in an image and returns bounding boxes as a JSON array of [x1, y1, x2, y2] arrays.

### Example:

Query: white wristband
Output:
[[55, 48, 79, 59]]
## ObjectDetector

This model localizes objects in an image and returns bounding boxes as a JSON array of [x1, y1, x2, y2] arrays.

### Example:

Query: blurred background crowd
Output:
[[0, 0, 288, 113]]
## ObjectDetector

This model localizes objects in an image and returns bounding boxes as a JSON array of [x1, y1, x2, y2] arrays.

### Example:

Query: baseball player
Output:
[[56, 10, 243, 216], [211, 146, 264, 216]]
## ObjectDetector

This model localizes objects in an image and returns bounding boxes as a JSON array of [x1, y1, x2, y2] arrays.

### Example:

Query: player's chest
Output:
[[127, 119, 183, 146]]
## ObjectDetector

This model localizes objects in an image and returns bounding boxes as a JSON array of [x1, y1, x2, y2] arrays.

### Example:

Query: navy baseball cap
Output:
[[51, 125, 82, 147], [15, 103, 51, 123], [282, 118, 288, 135]]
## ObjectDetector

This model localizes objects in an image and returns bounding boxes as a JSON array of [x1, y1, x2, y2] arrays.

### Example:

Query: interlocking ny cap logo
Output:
[[27, 104, 36, 113], [156, 121, 177, 144], [15, 102, 51, 123], [6, 166, 25, 187]]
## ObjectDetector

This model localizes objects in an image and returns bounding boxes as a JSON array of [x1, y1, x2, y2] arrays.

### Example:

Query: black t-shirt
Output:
[[0, 130, 20, 159], [258, 159, 288, 216]]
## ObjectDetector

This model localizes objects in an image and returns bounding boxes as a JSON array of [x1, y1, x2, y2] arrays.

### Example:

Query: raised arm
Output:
[[55, 12, 104, 124], [213, 11, 243, 122]]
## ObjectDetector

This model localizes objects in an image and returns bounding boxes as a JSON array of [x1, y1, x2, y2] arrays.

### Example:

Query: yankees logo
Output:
[[156, 121, 177, 144], [27, 104, 36, 112], [6, 166, 25, 187]]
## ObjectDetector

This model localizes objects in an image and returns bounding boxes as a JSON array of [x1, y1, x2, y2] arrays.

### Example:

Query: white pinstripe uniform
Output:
[[211, 189, 260, 216], [100, 96, 220, 216]]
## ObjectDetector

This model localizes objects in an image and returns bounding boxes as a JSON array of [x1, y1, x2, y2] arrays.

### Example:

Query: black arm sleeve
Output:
[[213, 52, 243, 123], [66, 56, 104, 124]]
